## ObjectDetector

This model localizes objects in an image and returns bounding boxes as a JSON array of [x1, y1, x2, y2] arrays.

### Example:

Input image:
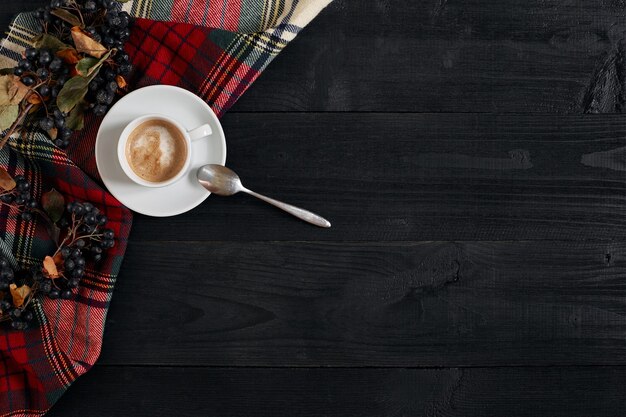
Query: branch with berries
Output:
[[0, 0, 126, 330], [0, 181, 116, 330], [0, 0, 132, 149]]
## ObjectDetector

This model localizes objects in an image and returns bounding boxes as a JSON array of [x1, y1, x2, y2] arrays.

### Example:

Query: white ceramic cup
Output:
[[117, 114, 212, 188]]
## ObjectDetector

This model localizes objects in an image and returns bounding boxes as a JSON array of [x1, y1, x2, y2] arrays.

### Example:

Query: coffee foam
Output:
[[126, 120, 187, 183]]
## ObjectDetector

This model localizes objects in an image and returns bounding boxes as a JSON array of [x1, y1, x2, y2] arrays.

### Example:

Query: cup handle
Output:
[[188, 124, 213, 141]]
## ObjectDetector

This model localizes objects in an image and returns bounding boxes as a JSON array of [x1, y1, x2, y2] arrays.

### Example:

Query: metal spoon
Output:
[[197, 164, 331, 228]]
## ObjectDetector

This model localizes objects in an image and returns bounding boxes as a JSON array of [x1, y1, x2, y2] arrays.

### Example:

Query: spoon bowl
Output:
[[197, 164, 243, 196]]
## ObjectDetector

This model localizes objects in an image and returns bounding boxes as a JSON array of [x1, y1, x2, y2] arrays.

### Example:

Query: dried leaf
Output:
[[0, 104, 19, 131], [27, 94, 42, 105], [0, 76, 11, 105], [53, 252, 63, 265], [71, 26, 107, 58], [75, 57, 99, 77], [41, 188, 65, 222], [48, 127, 58, 140], [10, 283, 30, 308], [47, 222, 61, 244], [32, 33, 69, 52], [57, 75, 89, 113], [7, 77, 29, 104], [115, 75, 127, 89], [0, 75, 28, 105], [67, 100, 87, 130], [43, 256, 60, 279], [0, 166, 16, 191], [56, 48, 80, 65], [57, 48, 107, 113], [75, 48, 111, 79], [50, 8, 82, 27]]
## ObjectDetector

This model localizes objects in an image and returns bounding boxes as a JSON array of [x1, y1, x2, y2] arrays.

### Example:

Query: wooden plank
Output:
[[47, 366, 626, 416], [99, 240, 626, 366], [231, 0, 626, 113], [4, 1, 626, 113], [130, 113, 626, 241]]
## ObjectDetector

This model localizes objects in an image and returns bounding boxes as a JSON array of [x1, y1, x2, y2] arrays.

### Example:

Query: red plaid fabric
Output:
[[0, 0, 332, 415]]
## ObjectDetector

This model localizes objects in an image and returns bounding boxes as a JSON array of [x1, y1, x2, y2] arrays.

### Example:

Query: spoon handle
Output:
[[241, 188, 331, 228]]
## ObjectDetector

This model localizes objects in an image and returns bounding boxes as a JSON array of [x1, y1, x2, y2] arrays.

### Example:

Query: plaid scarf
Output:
[[0, 0, 332, 415]]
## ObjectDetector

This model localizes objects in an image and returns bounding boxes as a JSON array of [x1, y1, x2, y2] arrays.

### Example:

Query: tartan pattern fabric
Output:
[[0, 0, 332, 415]]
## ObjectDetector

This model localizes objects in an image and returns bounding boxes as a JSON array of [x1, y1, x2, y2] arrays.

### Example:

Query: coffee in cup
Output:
[[125, 120, 188, 183]]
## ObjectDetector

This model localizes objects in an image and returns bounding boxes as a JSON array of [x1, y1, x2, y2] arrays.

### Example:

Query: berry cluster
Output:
[[51, 201, 115, 290], [0, 200, 115, 330], [14, 48, 75, 147], [59, 200, 116, 264], [0, 261, 36, 330], [0, 176, 38, 221], [78, 2, 133, 117], [8, 0, 132, 148], [86, 49, 131, 117], [86, 3, 132, 49]]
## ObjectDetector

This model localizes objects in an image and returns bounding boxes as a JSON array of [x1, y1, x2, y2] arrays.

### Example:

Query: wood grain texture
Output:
[[130, 113, 626, 241], [46, 366, 626, 417], [229, 0, 626, 113], [97, 240, 626, 366], [4, 0, 626, 113]]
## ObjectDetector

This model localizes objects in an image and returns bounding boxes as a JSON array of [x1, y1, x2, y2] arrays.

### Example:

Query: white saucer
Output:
[[95, 85, 227, 217]]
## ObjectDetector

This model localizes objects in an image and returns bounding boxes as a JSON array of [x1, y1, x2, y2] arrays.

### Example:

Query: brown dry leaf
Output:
[[71, 27, 107, 58], [0, 75, 13, 105], [7, 76, 29, 104], [115, 75, 127, 89], [10, 283, 31, 308], [0, 104, 19, 131], [48, 127, 58, 140], [27, 94, 42, 105], [43, 255, 60, 279], [0, 166, 16, 191], [56, 48, 80, 65], [52, 252, 64, 265], [0, 75, 28, 105]]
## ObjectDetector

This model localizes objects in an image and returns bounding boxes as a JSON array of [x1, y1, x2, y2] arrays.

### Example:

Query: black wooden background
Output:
[[3, 1, 626, 416]]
